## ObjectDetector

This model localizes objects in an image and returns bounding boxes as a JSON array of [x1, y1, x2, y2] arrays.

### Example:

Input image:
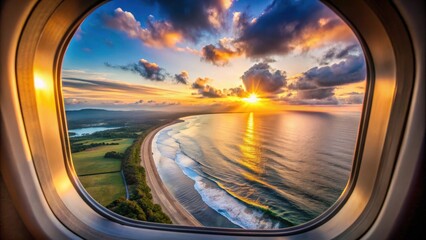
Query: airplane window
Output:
[[62, 0, 366, 229]]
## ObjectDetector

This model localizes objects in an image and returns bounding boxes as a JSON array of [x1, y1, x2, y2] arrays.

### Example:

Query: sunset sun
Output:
[[244, 93, 259, 104]]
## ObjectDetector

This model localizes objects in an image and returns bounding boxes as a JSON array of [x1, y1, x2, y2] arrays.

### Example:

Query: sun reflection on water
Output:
[[239, 112, 264, 175]]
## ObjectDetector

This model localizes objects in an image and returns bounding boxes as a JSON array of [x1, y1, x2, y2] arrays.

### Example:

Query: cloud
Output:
[[319, 44, 359, 65], [191, 77, 223, 98], [135, 99, 181, 106], [241, 62, 286, 95], [285, 50, 365, 105], [147, 0, 232, 42], [232, 11, 250, 35], [102, 1, 235, 48], [338, 92, 364, 104], [196, 1, 358, 66], [103, 8, 182, 48], [174, 71, 189, 84], [280, 96, 339, 105], [62, 69, 109, 80], [200, 86, 224, 98], [201, 38, 242, 66], [62, 77, 179, 95], [288, 80, 317, 90], [225, 86, 247, 97], [64, 98, 87, 105], [105, 59, 167, 81], [191, 77, 246, 98], [300, 54, 366, 87], [191, 77, 210, 89], [296, 87, 335, 99], [174, 46, 201, 55], [234, 0, 353, 57], [279, 88, 339, 104]]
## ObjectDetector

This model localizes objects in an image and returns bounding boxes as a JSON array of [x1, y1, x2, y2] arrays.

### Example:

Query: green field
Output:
[[79, 172, 126, 206], [72, 138, 134, 175], [71, 137, 134, 206], [66, 112, 174, 222]]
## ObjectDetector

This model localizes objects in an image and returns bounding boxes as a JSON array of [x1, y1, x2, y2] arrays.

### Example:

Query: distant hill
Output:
[[65, 109, 198, 129], [65, 108, 175, 122]]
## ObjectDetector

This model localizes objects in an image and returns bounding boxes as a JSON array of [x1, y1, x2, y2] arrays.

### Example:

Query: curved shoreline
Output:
[[139, 120, 202, 226]]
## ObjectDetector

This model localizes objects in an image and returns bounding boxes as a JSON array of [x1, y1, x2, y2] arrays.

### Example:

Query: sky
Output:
[[62, 0, 366, 112]]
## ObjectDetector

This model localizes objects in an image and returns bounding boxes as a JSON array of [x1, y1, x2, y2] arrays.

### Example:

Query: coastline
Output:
[[139, 119, 202, 226]]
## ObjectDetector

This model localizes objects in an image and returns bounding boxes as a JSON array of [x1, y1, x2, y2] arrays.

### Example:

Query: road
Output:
[[140, 120, 202, 226]]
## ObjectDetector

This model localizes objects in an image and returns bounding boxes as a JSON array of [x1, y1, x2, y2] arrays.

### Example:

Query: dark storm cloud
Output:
[[235, 0, 338, 57], [301, 54, 366, 87], [147, 0, 232, 42], [105, 59, 167, 81], [174, 71, 189, 84], [241, 62, 286, 94]]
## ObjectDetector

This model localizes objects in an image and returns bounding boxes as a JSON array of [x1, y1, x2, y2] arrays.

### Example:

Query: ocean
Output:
[[152, 111, 360, 229]]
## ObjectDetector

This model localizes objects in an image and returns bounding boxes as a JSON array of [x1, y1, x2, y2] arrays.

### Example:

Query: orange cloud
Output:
[[201, 38, 243, 66], [103, 8, 182, 48]]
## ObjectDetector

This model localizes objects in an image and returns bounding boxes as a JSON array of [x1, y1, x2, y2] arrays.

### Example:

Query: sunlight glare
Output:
[[244, 93, 259, 104], [34, 75, 47, 90]]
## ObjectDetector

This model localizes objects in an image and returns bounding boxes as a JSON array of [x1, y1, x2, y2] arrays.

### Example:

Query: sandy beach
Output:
[[139, 120, 202, 226]]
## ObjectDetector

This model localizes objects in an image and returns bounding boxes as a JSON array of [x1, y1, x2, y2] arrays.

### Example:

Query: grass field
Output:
[[71, 137, 134, 206], [79, 172, 126, 206], [72, 138, 134, 175], [67, 112, 177, 209]]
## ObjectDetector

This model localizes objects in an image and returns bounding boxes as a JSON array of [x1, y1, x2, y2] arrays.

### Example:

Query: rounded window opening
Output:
[[62, 0, 366, 229]]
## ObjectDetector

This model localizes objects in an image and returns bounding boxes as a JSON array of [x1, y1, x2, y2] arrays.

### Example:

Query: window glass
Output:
[[62, 0, 366, 229]]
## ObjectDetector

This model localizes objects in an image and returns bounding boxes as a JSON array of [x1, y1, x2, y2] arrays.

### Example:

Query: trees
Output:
[[107, 198, 147, 221], [106, 133, 172, 224], [104, 151, 125, 159], [71, 142, 119, 153]]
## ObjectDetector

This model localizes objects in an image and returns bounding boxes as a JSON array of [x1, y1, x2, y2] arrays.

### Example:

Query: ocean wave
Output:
[[174, 152, 281, 229]]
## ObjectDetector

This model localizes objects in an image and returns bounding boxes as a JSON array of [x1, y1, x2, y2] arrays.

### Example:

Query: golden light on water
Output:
[[239, 112, 264, 175]]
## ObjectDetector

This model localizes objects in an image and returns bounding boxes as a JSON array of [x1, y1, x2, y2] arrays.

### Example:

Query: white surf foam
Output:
[[153, 118, 280, 229]]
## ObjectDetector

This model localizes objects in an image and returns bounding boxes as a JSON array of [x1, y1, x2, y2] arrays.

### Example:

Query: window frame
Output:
[[2, 0, 419, 238]]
